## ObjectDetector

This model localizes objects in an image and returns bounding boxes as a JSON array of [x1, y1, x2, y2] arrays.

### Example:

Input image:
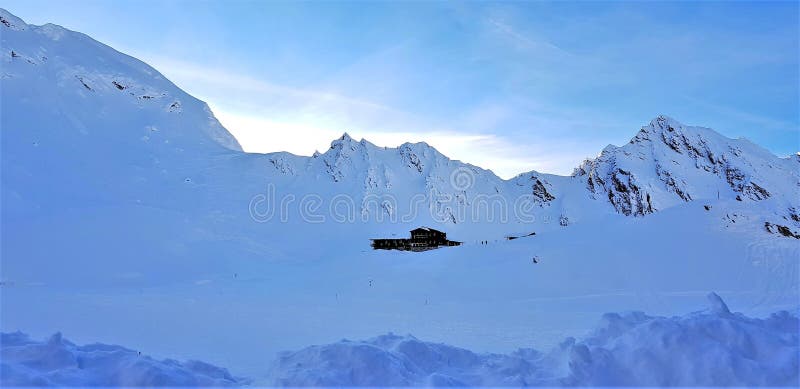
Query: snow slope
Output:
[[1, 7, 240, 218], [1, 7, 799, 379]]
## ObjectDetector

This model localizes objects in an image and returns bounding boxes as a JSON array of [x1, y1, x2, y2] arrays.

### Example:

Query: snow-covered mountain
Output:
[[255, 116, 800, 239], [0, 9, 239, 151], [573, 115, 799, 219], [1, 7, 241, 218], [1, 8, 799, 382], [2, 6, 798, 241]]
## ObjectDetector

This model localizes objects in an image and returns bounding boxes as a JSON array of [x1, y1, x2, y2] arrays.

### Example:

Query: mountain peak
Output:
[[329, 132, 377, 151], [644, 115, 686, 135], [630, 115, 717, 153], [650, 114, 680, 127], [400, 140, 435, 150]]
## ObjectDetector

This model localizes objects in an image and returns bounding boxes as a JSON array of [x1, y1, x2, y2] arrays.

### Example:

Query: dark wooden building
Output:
[[372, 227, 461, 251]]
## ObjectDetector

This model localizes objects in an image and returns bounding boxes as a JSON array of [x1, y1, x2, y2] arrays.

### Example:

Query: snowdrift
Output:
[[271, 293, 798, 387], [2, 294, 797, 387], [0, 331, 243, 386]]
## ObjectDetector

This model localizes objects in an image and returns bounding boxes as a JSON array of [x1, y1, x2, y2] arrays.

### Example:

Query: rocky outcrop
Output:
[[574, 115, 796, 218]]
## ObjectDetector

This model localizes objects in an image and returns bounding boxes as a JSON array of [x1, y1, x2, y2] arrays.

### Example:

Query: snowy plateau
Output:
[[1, 8, 799, 387]]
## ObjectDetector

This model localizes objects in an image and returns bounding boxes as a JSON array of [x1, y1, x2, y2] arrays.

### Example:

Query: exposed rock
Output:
[[765, 222, 800, 239]]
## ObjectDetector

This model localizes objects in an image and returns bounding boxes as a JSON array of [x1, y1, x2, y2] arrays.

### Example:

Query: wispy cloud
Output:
[[680, 95, 797, 134], [133, 53, 598, 178], [486, 17, 572, 58], [143, 55, 396, 114], [104, 1, 796, 178], [4, 0, 796, 176]]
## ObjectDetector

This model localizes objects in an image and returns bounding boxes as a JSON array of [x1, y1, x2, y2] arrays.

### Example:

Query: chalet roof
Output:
[[410, 226, 444, 234]]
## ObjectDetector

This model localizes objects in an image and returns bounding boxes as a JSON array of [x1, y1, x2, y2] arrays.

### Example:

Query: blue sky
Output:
[[5, 1, 798, 177]]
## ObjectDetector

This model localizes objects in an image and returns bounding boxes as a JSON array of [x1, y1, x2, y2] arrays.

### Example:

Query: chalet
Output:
[[371, 227, 461, 251]]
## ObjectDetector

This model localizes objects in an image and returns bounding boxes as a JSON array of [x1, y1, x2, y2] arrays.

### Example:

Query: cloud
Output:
[[486, 17, 572, 58], [142, 55, 395, 114], [215, 106, 600, 178], [113, 32, 648, 179], [680, 95, 797, 134], [129, 53, 596, 178]]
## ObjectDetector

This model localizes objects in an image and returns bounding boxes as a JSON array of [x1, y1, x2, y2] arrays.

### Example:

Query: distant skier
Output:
[[532, 256, 539, 264]]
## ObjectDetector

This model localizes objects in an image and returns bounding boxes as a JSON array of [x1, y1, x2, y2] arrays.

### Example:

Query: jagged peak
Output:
[[330, 132, 376, 147], [325, 133, 383, 162], [329, 132, 358, 150], [398, 141, 448, 160], [640, 115, 728, 142], [631, 116, 727, 154], [635, 115, 692, 141], [400, 140, 432, 148], [648, 114, 684, 131]]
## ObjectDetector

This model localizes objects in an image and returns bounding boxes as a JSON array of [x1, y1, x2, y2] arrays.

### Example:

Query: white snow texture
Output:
[[2, 294, 797, 387], [0, 332, 242, 387]]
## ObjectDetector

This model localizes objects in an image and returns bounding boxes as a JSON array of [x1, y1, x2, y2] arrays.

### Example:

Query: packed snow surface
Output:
[[3, 294, 797, 386]]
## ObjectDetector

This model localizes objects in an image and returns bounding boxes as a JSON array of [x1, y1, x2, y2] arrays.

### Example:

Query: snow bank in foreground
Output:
[[271, 293, 798, 387], [2, 294, 797, 387], [0, 332, 242, 386]]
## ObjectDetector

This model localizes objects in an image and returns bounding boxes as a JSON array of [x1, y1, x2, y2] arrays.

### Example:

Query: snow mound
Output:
[[0, 332, 243, 386], [2, 295, 796, 386], [271, 293, 799, 386], [563, 293, 798, 386]]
